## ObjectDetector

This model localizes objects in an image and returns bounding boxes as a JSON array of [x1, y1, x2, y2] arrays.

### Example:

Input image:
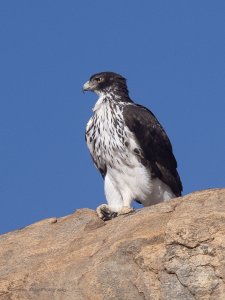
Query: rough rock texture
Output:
[[0, 189, 225, 300]]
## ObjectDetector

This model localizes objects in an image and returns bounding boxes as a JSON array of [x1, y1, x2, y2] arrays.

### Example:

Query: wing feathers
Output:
[[123, 104, 182, 196]]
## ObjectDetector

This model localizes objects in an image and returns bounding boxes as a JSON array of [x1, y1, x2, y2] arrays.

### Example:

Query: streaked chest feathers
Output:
[[85, 97, 141, 171]]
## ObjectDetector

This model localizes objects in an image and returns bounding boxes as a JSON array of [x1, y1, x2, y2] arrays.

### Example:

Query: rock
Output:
[[0, 188, 225, 300]]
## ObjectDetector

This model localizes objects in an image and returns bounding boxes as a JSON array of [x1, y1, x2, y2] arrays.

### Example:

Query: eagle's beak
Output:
[[83, 80, 93, 92]]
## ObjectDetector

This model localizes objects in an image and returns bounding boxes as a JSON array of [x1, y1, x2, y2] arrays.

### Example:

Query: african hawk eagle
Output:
[[83, 72, 182, 220]]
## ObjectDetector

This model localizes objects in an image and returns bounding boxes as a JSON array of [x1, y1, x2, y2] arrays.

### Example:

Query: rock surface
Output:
[[0, 189, 225, 300]]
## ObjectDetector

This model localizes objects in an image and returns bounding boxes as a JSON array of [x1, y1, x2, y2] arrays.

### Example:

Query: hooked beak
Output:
[[83, 80, 94, 92]]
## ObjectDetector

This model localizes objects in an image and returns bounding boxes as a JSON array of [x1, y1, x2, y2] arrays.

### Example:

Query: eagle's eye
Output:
[[94, 77, 103, 83]]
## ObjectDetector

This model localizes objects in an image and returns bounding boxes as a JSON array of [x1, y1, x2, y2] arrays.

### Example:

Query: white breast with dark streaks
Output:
[[86, 95, 138, 171]]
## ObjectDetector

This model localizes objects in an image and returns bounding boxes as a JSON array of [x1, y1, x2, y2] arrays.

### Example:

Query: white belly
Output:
[[107, 160, 152, 204], [106, 158, 175, 210]]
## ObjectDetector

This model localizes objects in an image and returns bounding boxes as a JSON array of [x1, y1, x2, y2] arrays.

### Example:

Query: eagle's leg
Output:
[[97, 174, 135, 220], [96, 204, 118, 221], [96, 204, 134, 221]]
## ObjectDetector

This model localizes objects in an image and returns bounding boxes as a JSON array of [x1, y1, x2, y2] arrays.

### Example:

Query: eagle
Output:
[[83, 72, 182, 220]]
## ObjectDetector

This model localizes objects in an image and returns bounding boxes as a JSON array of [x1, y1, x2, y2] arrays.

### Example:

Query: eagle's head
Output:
[[83, 72, 129, 97]]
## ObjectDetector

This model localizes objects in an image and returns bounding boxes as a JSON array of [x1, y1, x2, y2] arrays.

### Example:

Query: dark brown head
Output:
[[83, 72, 129, 97]]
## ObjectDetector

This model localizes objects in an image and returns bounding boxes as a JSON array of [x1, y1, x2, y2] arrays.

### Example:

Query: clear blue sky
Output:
[[1, 1, 224, 234]]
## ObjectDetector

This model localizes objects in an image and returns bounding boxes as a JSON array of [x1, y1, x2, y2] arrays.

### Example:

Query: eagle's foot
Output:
[[96, 204, 118, 221], [117, 206, 134, 216]]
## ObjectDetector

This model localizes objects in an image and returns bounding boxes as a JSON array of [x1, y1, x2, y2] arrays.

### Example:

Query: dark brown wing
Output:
[[123, 104, 182, 196]]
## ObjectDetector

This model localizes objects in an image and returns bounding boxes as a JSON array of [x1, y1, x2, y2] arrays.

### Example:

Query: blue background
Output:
[[1, 1, 224, 234]]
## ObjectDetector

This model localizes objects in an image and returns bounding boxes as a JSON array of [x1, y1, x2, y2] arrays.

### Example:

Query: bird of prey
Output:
[[83, 72, 182, 220]]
